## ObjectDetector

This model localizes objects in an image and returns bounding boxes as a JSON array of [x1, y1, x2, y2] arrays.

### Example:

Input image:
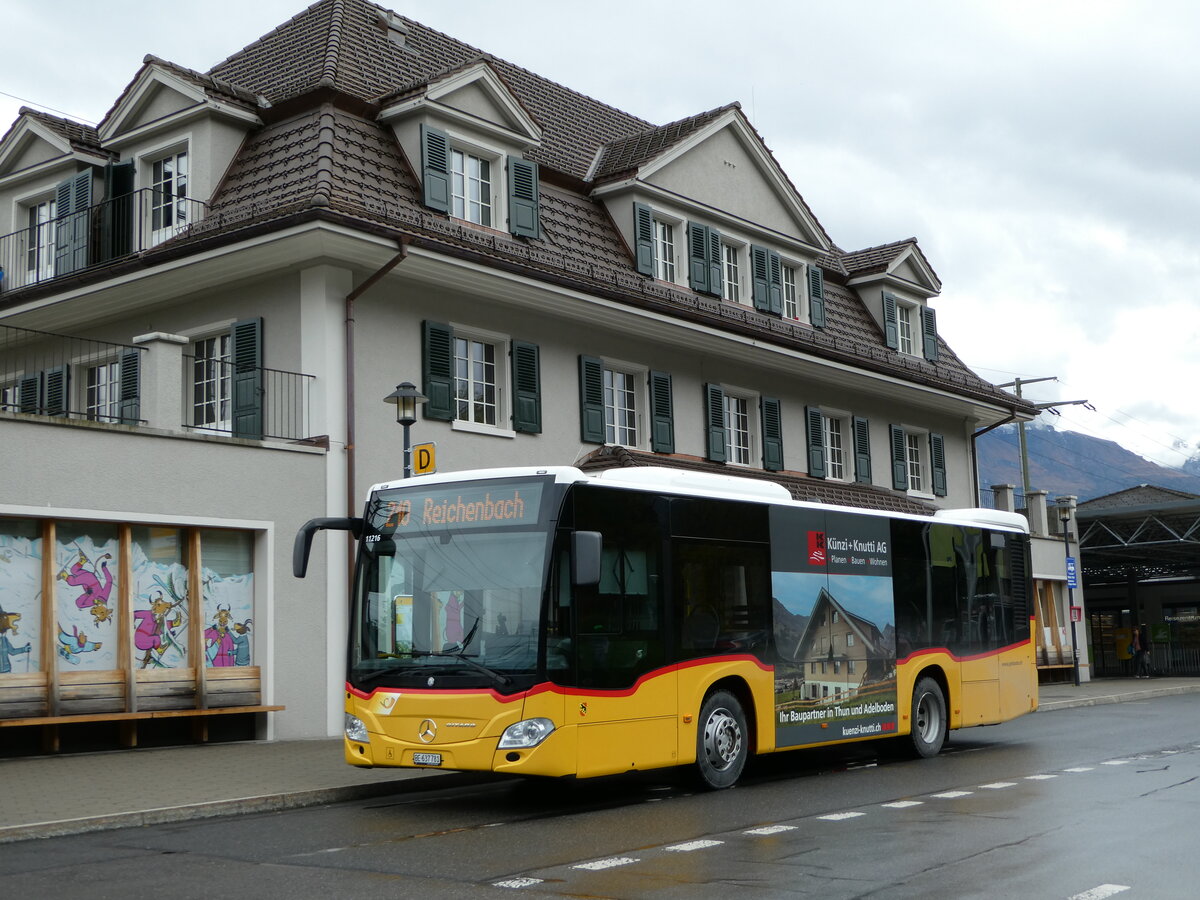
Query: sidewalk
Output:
[[2, 677, 1198, 845]]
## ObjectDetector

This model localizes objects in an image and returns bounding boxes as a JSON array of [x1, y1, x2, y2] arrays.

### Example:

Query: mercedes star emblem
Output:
[[417, 719, 437, 743]]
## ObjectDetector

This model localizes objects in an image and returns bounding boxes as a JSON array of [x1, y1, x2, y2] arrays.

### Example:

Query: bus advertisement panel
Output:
[[771, 507, 898, 748]]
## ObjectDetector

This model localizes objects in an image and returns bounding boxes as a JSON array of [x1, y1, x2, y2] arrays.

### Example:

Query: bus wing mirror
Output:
[[571, 531, 603, 587], [293, 517, 363, 578]]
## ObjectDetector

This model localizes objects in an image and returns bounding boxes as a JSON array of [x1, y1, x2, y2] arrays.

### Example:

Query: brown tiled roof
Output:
[[8, 108, 106, 158], [208, 0, 650, 180], [591, 104, 737, 180], [842, 237, 941, 288], [578, 446, 938, 516]]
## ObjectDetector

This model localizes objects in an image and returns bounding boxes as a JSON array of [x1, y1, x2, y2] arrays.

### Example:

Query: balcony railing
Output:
[[0, 323, 145, 423], [0, 189, 209, 293], [182, 355, 315, 442]]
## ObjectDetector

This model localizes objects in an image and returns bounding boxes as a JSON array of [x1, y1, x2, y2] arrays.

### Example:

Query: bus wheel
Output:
[[695, 690, 748, 789], [909, 676, 947, 758]]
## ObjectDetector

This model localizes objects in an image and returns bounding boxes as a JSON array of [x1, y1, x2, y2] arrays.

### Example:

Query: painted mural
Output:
[[131, 529, 189, 669], [200, 528, 254, 668], [55, 528, 119, 671], [0, 524, 41, 674]]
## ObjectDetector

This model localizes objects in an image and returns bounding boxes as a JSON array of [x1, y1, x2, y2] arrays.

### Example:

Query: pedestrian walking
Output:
[[1135, 624, 1152, 678]]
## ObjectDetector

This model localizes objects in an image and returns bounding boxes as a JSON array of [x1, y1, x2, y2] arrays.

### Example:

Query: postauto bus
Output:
[[294, 466, 1037, 789]]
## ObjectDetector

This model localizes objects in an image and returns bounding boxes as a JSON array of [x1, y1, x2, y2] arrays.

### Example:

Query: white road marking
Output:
[[1068, 884, 1130, 900], [881, 800, 923, 808], [818, 811, 865, 820], [494, 877, 544, 888], [1102, 759, 1131, 766], [1064, 767, 1094, 773], [573, 857, 639, 870], [665, 839, 724, 852], [745, 825, 798, 835], [1024, 774, 1057, 780], [980, 782, 1017, 789], [931, 790, 973, 798]]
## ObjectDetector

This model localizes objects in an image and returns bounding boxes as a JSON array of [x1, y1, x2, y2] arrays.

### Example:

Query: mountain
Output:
[[974, 423, 1200, 503]]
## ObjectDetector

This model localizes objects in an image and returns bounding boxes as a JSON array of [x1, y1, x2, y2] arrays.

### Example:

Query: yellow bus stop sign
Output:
[[412, 441, 437, 475]]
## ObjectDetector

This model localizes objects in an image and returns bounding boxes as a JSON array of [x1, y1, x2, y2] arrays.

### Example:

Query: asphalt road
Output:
[[3, 694, 1199, 898]]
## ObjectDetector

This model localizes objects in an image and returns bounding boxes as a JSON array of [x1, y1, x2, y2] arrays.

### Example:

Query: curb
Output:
[[0, 770, 498, 845], [1037, 682, 1200, 713]]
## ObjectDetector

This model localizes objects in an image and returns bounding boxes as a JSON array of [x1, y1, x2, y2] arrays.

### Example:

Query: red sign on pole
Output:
[[1070, 606, 1082, 623]]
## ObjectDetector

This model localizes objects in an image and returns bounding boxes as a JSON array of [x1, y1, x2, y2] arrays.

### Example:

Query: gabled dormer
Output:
[[589, 104, 833, 326], [379, 59, 544, 239], [843, 239, 942, 362], [98, 56, 264, 215]]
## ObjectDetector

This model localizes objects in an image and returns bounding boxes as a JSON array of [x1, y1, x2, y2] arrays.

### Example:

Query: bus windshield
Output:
[[350, 477, 555, 690]]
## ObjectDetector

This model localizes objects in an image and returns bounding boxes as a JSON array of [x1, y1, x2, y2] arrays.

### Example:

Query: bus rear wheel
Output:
[[695, 690, 748, 790], [909, 676, 947, 758]]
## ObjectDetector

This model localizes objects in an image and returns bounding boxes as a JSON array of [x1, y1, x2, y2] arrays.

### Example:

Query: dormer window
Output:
[[450, 148, 492, 227], [883, 292, 938, 362], [654, 220, 676, 282], [419, 124, 540, 239], [721, 244, 741, 303], [149, 148, 188, 246]]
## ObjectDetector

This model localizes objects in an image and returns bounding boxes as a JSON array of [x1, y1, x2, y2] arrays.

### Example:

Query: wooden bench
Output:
[[0, 705, 284, 752]]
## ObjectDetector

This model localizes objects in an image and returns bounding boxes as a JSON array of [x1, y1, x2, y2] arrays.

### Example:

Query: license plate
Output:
[[412, 752, 442, 766]]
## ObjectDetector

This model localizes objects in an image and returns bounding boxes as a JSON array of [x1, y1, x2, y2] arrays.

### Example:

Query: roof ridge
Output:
[[319, 0, 347, 89]]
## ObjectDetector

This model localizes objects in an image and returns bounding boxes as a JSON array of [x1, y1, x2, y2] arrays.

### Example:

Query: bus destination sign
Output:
[[370, 480, 544, 535]]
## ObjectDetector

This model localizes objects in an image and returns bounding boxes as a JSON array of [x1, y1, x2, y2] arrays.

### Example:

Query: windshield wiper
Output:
[[418, 617, 511, 687], [356, 661, 424, 687]]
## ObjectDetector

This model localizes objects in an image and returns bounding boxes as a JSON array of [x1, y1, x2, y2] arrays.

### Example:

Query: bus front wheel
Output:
[[909, 676, 947, 758], [695, 690, 748, 789]]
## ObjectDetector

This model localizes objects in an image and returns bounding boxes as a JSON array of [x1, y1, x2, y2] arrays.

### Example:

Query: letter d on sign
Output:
[[412, 442, 437, 476]]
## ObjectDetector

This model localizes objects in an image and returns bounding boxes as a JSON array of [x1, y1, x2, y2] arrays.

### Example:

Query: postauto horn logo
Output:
[[808, 531, 827, 566]]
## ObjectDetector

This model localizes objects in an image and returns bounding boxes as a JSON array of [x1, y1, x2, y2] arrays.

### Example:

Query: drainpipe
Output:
[[344, 239, 409, 575]]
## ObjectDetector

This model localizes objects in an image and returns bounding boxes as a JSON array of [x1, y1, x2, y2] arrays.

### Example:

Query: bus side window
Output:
[[673, 540, 770, 661]]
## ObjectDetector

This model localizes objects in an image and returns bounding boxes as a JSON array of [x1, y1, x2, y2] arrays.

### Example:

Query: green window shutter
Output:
[[807, 264, 826, 327], [706, 227, 723, 297], [883, 293, 899, 350], [687, 222, 709, 293], [889, 425, 908, 491], [930, 432, 947, 497], [634, 203, 655, 276], [751, 245, 771, 311], [17, 373, 40, 415], [420, 124, 451, 214], [704, 383, 727, 462], [768, 250, 783, 315], [231, 317, 263, 439], [922, 306, 939, 362], [761, 396, 784, 472], [805, 406, 826, 479], [649, 370, 675, 453], [118, 347, 141, 424], [579, 355, 605, 443], [511, 340, 541, 433], [508, 157, 540, 238], [422, 320, 455, 421], [852, 416, 872, 484], [55, 170, 92, 276], [43, 364, 70, 417], [101, 160, 135, 261]]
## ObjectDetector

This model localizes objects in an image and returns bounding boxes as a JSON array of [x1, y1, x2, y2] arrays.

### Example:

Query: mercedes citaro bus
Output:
[[294, 465, 1037, 789]]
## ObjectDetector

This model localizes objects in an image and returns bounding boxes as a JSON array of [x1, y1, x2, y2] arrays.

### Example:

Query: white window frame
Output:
[[0, 381, 19, 412], [721, 385, 758, 466], [22, 193, 57, 285], [600, 357, 648, 449], [782, 261, 809, 322], [85, 358, 122, 422], [822, 411, 848, 481], [450, 324, 515, 438], [145, 142, 190, 247], [896, 301, 915, 356], [191, 332, 232, 432], [722, 242, 743, 304], [901, 426, 934, 497], [653, 217, 677, 283], [450, 147, 493, 227]]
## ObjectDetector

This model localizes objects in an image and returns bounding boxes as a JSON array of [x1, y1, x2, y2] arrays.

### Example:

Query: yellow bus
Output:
[[294, 465, 1037, 789]]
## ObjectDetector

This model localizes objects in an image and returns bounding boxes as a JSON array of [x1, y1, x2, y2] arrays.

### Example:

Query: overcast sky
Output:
[[4, 0, 1197, 470]]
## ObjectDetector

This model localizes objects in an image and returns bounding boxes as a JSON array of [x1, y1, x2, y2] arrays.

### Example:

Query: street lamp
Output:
[[383, 382, 427, 478], [1057, 497, 1080, 687]]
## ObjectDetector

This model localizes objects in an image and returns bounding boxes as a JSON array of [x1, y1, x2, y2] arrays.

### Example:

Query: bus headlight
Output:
[[345, 713, 369, 743], [498, 717, 555, 749]]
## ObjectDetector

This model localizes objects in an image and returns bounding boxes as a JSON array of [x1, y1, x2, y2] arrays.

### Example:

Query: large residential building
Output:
[[0, 0, 1035, 750]]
